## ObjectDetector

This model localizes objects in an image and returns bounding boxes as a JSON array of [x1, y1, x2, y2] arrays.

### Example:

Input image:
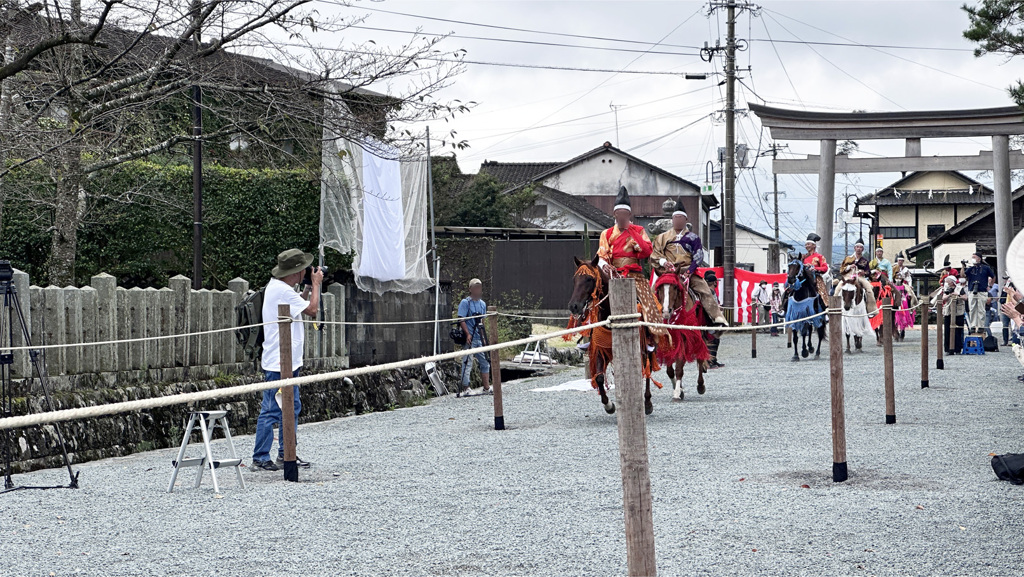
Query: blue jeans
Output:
[[460, 335, 490, 387], [252, 370, 301, 462]]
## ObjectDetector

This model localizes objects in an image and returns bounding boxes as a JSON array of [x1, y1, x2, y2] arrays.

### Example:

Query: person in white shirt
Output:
[[251, 248, 323, 472], [750, 280, 771, 329]]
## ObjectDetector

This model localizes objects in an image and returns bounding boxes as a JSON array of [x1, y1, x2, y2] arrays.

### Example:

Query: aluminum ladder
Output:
[[167, 410, 245, 493]]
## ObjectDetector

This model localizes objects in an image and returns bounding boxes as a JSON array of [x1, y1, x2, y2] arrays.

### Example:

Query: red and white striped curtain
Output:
[[695, 267, 789, 324]]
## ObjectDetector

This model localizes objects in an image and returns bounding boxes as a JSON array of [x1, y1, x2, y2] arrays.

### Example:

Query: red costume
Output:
[[597, 223, 653, 275], [803, 251, 829, 274]]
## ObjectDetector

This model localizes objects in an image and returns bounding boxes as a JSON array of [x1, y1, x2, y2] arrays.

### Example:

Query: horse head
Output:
[[569, 255, 604, 318]]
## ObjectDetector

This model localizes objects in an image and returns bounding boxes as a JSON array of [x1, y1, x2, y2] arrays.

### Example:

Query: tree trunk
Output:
[[48, 157, 82, 287]]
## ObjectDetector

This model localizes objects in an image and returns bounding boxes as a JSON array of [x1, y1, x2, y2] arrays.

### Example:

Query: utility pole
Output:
[[722, 1, 737, 313], [191, 0, 204, 290]]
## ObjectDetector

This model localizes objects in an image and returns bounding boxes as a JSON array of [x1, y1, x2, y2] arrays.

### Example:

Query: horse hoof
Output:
[[672, 395, 682, 402], [697, 383, 706, 395], [801, 350, 809, 358], [645, 403, 654, 416], [605, 403, 616, 415], [791, 356, 799, 362]]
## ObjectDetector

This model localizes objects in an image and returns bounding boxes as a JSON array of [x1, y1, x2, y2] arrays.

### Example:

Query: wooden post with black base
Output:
[[919, 300, 929, 388], [828, 295, 848, 482], [486, 306, 504, 430], [609, 279, 657, 577], [936, 299, 945, 370], [278, 304, 298, 482], [882, 298, 896, 425], [751, 322, 757, 359]]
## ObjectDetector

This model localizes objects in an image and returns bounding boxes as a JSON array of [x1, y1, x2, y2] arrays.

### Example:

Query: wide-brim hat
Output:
[[272, 248, 314, 278]]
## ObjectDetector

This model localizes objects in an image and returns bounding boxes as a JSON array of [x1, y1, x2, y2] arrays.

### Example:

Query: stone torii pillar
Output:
[[993, 135, 1013, 276], [815, 139, 837, 262]]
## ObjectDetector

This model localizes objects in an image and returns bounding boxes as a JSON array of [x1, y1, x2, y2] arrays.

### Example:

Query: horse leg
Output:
[[669, 360, 684, 402], [801, 328, 810, 358], [815, 325, 824, 359], [595, 357, 615, 414], [644, 375, 654, 416], [791, 328, 800, 361], [696, 359, 706, 395]]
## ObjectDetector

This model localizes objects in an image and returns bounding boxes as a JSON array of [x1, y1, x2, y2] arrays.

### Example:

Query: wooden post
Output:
[[486, 306, 504, 430], [919, 300, 929, 388], [278, 303, 298, 482], [828, 295, 848, 482], [936, 296, 945, 370], [882, 297, 896, 424], [608, 278, 657, 576], [750, 318, 757, 359]]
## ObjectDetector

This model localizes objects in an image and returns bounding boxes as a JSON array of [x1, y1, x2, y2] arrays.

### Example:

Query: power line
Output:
[[762, 8, 1005, 93], [749, 38, 976, 53], [345, 25, 701, 56], [316, 1, 704, 50], [463, 7, 706, 160], [763, 12, 905, 110], [267, 43, 702, 75]]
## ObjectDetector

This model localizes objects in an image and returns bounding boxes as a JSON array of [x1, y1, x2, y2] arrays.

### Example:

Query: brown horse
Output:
[[654, 272, 709, 401], [568, 256, 658, 415]]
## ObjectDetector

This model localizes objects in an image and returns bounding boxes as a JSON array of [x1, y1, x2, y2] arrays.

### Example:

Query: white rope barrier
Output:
[[0, 321, 272, 353], [0, 319, 611, 431], [301, 312, 492, 327]]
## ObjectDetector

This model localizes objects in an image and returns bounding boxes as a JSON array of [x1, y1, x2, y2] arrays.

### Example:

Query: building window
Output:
[[878, 226, 916, 239], [926, 224, 946, 239]]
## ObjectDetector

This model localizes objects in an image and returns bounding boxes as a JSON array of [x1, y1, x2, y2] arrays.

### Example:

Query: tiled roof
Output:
[[855, 170, 992, 207], [479, 161, 563, 187], [533, 185, 614, 228]]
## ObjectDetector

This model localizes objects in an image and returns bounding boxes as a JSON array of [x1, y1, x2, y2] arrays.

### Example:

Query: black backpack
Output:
[[449, 322, 467, 346], [991, 453, 1024, 485], [235, 286, 266, 360]]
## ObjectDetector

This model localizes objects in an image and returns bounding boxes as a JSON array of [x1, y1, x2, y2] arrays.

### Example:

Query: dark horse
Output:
[[568, 256, 658, 415], [782, 257, 827, 361]]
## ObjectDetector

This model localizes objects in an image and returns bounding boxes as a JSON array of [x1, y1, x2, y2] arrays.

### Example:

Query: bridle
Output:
[[572, 263, 609, 324]]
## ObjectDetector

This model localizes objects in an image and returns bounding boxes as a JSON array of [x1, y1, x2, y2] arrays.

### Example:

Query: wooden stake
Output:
[[936, 296, 945, 370], [828, 295, 848, 482], [486, 306, 504, 430], [751, 313, 757, 358], [608, 279, 657, 577], [882, 298, 896, 425], [278, 303, 298, 482], [919, 300, 929, 388]]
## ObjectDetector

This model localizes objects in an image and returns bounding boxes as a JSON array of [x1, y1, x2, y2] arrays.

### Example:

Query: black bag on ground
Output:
[[235, 286, 266, 360], [991, 453, 1024, 485], [983, 335, 999, 352]]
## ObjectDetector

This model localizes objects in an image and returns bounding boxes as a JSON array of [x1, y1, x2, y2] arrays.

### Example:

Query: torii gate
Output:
[[749, 104, 1024, 273]]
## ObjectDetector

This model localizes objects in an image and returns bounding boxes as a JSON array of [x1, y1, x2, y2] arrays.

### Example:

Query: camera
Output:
[[301, 265, 328, 287], [0, 260, 13, 283]]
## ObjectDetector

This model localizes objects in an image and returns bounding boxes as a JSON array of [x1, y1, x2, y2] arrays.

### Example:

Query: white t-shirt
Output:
[[260, 278, 309, 373]]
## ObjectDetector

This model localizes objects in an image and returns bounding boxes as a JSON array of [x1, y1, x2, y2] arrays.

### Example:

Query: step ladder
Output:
[[167, 410, 245, 493]]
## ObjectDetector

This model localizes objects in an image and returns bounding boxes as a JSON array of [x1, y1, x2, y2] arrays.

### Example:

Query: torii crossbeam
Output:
[[749, 103, 1023, 273]]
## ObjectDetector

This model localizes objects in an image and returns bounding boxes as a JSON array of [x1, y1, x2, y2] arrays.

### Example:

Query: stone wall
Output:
[[8, 361, 464, 474], [345, 282, 454, 366], [9, 269, 348, 388]]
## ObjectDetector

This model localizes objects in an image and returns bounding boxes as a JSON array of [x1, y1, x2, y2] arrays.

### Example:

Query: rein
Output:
[[572, 263, 606, 326]]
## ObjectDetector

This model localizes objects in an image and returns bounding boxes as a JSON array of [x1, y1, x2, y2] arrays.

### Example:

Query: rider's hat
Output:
[[613, 186, 632, 214], [672, 198, 687, 218], [806, 233, 821, 244]]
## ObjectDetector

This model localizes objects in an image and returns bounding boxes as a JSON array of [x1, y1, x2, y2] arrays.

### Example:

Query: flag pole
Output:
[[426, 126, 440, 356]]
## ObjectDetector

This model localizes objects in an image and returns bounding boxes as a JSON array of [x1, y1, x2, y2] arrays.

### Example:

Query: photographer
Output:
[[963, 253, 995, 335], [457, 278, 491, 397], [251, 249, 323, 472]]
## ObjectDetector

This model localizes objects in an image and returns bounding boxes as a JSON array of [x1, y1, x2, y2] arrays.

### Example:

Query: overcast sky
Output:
[[311, 0, 1023, 247]]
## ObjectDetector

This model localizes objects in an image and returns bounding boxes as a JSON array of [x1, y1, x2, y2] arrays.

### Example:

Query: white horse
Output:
[[835, 273, 873, 353]]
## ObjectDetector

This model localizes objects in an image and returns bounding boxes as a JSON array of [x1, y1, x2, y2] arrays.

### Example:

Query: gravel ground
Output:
[[2, 327, 1024, 577]]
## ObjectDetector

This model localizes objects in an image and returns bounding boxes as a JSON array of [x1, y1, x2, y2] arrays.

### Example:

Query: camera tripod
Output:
[[0, 264, 79, 492]]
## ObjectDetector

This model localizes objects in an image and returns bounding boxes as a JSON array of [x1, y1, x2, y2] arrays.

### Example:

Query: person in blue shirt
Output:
[[458, 278, 491, 396], [964, 253, 995, 334]]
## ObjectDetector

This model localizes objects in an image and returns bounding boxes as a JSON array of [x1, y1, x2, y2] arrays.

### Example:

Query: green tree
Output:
[[964, 1, 1024, 105], [432, 165, 535, 228]]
